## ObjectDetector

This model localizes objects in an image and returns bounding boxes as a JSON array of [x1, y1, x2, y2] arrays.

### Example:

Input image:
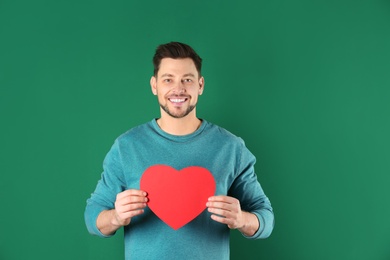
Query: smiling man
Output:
[[151, 57, 204, 134], [85, 42, 274, 260]]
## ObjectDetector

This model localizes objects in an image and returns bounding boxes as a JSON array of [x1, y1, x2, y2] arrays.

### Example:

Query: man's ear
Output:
[[150, 76, 157, 95], [198, 77, 205, 95]]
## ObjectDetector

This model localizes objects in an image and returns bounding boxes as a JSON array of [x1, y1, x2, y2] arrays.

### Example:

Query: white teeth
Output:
[[170, 98, 185, 103]]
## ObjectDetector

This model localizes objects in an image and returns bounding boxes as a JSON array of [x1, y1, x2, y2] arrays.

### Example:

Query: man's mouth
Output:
[[168, 97, 188, 103]]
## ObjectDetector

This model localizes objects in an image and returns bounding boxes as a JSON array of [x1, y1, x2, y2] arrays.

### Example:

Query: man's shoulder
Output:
[[116, 120, 155, 142], [205, 121, 244, 145]]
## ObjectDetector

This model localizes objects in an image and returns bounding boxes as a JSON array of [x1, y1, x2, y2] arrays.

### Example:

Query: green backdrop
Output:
[[1, 0, 390, 259]]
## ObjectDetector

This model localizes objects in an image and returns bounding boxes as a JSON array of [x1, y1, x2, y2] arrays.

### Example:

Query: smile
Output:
[[169, 98, 187, 103]]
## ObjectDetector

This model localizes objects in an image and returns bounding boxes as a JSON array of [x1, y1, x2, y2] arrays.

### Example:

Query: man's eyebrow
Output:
[[183, 73, 196, 78], [160, 73, 174, 78], [160, 73, 196, 78]]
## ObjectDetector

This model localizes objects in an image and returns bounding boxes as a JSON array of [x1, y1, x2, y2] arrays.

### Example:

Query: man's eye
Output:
[[183, 79, 192, 83], [164, 79, 172, 83]]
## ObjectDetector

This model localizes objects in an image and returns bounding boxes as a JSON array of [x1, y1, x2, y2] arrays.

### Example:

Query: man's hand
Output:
[[206, 196, 244, 229], [97, 189, 148, 235], [113, 189, 148, 226], [206, 195, 259, 237]]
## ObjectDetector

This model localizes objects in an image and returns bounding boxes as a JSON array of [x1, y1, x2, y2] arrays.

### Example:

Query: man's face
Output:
[[151, 58, 204, 119]]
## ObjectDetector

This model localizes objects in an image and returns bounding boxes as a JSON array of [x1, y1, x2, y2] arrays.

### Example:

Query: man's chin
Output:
[[160, 104, 196, 119]]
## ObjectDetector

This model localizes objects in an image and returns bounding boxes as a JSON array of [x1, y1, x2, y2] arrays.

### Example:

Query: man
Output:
[[85, 42, 274, 259]]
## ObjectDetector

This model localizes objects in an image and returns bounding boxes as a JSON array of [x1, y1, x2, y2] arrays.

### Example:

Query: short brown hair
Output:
[[153, 42, 202, 77]]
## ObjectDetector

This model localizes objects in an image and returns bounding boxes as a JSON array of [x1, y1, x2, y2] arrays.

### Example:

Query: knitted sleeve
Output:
[[228, 138, 275, 239], [84, 139, 127, 237]]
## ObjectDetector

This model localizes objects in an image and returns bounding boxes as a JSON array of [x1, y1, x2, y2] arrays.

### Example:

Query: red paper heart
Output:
[[140, 165, 216, 230]]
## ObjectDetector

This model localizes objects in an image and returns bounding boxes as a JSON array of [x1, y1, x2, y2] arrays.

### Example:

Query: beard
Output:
[[159, 102, 196, 118]]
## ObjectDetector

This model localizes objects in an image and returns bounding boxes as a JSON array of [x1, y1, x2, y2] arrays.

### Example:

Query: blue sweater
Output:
[[85, 119, 274, 259]]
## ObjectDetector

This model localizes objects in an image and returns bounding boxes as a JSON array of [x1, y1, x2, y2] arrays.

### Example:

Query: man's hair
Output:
[[153, 42, 202, 77]]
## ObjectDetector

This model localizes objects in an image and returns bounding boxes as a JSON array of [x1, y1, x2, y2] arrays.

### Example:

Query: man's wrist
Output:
[[111, 210, 125, 227], [238, 212, 259, 237]]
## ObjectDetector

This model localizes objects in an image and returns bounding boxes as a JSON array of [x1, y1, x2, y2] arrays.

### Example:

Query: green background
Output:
[[1, 0, 389, 259]]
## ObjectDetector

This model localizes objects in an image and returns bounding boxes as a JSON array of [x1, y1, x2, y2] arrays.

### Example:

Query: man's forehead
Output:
[[157, 58, 199, 77], [159, 58, 195, 68]]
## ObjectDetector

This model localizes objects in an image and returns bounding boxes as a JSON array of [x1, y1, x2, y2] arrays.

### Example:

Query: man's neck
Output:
[[156, 113, 202, 136]]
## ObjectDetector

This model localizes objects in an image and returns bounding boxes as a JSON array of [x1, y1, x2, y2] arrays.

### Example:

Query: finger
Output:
[[119, 205, 146, 215], [119, 202, 148, 213], [206, 201, 235, 212], [210, 214, 233, 226], [210, 211, 241, 230], [116, 202, 147, 220], [116, 208, 145, 221], [208, 207, 235, 219], [126, 209, 145, 218], [116, 190, 148, 206], [119, 195, 148, 205], [208, 196, 228, 202], [116, 198, 148, 211], [117, 189, 147, 199], [208, 195, 236, 203]]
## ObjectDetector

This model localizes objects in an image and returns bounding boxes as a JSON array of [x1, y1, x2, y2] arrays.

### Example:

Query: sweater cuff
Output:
[[241, 210, 274, 239], [85, 204, 115, 238]]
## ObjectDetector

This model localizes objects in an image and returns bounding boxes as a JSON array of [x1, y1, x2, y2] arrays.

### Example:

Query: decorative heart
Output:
[[140, 165, 216, 230]]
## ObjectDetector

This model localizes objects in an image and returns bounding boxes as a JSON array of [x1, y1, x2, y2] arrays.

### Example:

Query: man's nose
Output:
[[172, 81, 185, 94]]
